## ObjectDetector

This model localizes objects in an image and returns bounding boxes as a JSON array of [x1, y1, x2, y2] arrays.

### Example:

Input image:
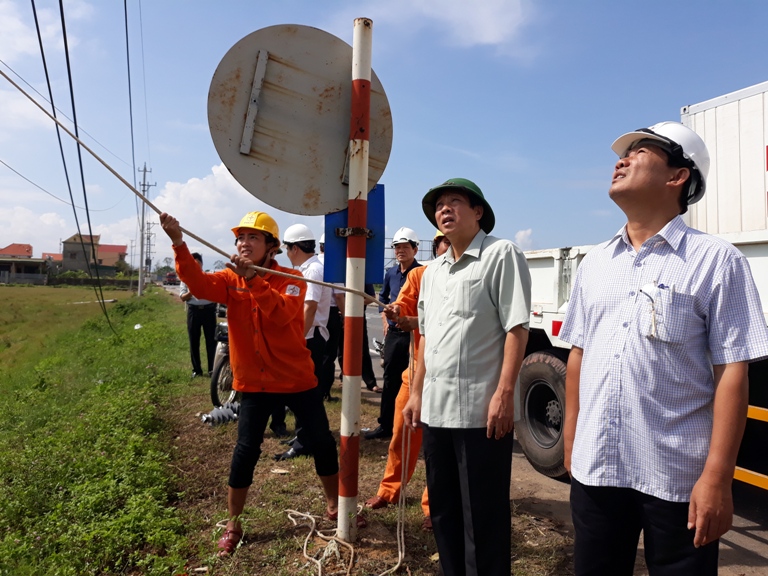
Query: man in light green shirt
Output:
[[403, 178, 531, 576]]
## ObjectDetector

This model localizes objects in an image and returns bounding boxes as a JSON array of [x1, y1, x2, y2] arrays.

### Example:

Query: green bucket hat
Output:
[[421, 177, 495, 234]]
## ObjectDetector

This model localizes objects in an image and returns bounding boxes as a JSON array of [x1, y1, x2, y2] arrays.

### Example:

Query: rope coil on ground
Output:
[[285, 509, 357, 576]]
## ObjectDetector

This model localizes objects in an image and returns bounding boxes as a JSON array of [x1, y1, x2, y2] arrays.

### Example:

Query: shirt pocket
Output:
[[452, 278, 484, 319], [648, 290, 699, 344]]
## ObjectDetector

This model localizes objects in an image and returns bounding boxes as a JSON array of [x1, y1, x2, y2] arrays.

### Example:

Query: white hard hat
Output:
[[319, 233, 325, 244], [391, 227, 419, 247], [283, 223, 315, 243], [611, 121, 710, 206]]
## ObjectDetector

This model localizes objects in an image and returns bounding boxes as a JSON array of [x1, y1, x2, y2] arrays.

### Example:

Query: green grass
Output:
[[0, 285, 190, 575]]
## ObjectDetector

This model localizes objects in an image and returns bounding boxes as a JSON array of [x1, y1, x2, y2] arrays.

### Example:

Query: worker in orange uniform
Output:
[[160, 211, 345, 557], [364, 231, 451, 530]]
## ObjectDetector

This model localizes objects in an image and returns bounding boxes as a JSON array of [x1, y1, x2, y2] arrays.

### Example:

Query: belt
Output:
[[189, 303, 216, 310]]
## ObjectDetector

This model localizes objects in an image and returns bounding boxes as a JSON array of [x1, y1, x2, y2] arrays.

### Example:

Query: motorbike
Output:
[[210, 304, 241, 407], [372, 337, 385, 367]]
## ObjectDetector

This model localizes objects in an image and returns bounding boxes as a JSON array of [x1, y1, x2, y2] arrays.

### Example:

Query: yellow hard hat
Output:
[[231, 211, 279, 240], [434, 230, 444, 239]]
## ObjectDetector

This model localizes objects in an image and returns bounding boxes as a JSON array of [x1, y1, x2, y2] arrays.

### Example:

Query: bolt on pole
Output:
[[337, 17, 373, 543]]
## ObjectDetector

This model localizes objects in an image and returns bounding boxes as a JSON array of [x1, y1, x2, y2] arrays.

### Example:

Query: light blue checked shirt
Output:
[[560, 216, 768, 502]]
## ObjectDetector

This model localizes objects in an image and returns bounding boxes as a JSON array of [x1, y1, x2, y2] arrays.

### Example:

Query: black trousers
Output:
[[291, 330, 327, 452], [187, 304, 216, 375], [570, 477, 719, 576], [337, 316, 377, 389], [319, 307, 342, 397], [423, 426, 514, 576], [229, 387, 338, 488], [378, 329, 411, 430]]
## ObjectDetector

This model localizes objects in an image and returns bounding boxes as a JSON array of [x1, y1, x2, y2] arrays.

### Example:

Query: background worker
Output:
[[159, 211, 341, 557], [404, 178, 531, 576], [336, 282, 380, 392], [275, 224, 332, 460], [318, 233, 344, 400], [365, 230, 451, 531], [560, 122, 768, 576], [366, 227, 421, 440], [179, 252, 216, 378]]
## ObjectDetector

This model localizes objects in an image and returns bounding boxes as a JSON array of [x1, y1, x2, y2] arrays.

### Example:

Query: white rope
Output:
[[0, 69, 386, 309], [285, 509, 357, 576], [375, 330, 416, 576]]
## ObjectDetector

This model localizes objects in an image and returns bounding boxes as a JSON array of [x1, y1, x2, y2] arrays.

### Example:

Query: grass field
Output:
[[0, 284, 572, 575]]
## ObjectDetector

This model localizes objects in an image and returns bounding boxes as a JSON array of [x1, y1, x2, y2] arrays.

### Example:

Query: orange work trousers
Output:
[[375, 366, 429, 516]]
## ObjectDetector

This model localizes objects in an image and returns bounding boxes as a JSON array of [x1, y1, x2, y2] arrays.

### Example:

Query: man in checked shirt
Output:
[[560, 122, 768, 575]]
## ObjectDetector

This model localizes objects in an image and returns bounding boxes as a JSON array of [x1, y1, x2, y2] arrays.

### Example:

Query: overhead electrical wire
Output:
[[0, 67, 386, 307], [123, 0, 143, 267], [0, 57, 133, 171], [123, 0, 138, 189], [50, 0, 116, 333], [137, 0, 153, 168], [0, 158, 125, 212]]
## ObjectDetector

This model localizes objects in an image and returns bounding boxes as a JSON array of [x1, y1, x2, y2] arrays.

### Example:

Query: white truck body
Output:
[[516, 81, 768, 489]]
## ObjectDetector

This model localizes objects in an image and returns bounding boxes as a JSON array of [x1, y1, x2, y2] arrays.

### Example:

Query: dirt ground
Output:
[[510, 442, 768, 575]]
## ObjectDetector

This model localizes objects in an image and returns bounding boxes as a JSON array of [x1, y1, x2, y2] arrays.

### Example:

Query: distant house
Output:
[[97, 244, 128, 267], [0, 243, 33, 258], [42, 252, 63, 262], [61, 234, 100, 272], [0, 244, 47, 285], [61, 234, 127, 275]]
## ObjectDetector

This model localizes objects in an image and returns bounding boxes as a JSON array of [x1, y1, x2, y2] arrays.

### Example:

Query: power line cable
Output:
[[57, 0, 116, 333], [0, 70, 385, 307], [123, 0, 143, 267], [123, 0, 138, 190], [137, 0, 152, 168], [0, 158, 125, 212], [30, 0, 77, 215], [0, 57, 133, 171]]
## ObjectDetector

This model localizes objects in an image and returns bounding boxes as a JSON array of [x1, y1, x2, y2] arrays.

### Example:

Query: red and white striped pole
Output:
[[338, 17, 372, 542]]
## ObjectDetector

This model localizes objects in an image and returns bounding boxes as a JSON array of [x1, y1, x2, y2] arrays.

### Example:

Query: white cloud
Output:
[[0, 88, 53, 139], [0, 206, 69, 254], [0, 0, 40, 63], [0, 0, 91, 65], [149, 163, 323, 267], [409, 0, 529, 48], [324, 0, 534, 55], [514, 227, 533, 249]]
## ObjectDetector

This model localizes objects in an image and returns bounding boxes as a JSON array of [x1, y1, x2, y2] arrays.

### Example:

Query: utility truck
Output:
[[514, 80, 768, 492]]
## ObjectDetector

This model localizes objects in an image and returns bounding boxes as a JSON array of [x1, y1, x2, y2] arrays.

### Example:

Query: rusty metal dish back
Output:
[[208, 24, 393, 216]]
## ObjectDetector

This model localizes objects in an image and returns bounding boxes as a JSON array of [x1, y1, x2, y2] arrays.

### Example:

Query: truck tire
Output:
[[516, 351, 569, 481], [210, 356, 239, 407]]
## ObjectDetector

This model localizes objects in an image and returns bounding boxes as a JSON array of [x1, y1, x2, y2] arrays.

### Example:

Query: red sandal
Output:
[[217, 527, 243, 557]]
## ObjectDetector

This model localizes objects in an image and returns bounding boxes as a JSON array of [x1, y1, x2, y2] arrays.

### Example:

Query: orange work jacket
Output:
[[174, 243, 316, 393]]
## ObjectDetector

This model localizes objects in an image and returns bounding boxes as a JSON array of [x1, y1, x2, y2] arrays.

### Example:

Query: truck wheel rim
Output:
[[524, 379, 562, 449]]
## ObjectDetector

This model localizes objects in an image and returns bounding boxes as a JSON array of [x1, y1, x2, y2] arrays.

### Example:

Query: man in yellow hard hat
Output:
[[160, 210, 343, 557]]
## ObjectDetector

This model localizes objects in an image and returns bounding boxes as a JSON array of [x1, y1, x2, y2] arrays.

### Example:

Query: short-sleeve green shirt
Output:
[[418, 230, 532, 428]]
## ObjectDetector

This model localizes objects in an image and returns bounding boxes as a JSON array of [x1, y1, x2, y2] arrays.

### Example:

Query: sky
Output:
[[1, 0, 767, 271]]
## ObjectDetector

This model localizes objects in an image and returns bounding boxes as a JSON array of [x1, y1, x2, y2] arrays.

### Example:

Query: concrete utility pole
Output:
[[137, 163, 155, 296], [129, 239, 135, 292], [146, 222, 156, 277]]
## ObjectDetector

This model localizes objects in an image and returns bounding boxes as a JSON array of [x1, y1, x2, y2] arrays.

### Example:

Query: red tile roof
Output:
[[98, 244, 128, 254], [0, 243, 33, 257], [42, 252, 63, 261]]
